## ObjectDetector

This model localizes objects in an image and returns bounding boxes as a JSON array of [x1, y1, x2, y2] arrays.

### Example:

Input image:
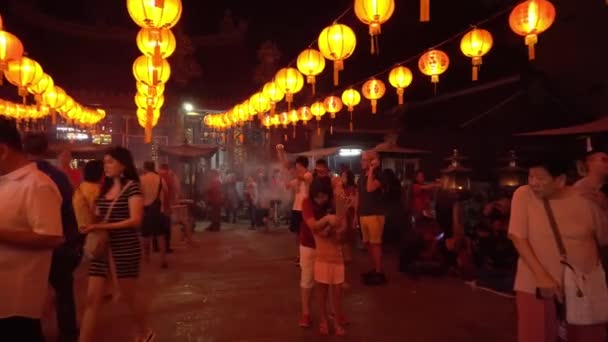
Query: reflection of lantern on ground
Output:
[[440, 149, 472, 192], [497, 150, 527, 190]]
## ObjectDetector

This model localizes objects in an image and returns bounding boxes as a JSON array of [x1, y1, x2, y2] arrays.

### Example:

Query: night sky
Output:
[[0, 0, 607, 131]]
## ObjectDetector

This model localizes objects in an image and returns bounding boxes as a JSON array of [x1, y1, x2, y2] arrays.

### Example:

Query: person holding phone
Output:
[[356, 150, 387, 286]]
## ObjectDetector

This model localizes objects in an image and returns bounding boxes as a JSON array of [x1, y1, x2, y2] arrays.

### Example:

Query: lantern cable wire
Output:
[[223, 0, 520, 122], [459, 90, 523, 128], [323, 2, 518, 96], [285, 4, 354, 69]]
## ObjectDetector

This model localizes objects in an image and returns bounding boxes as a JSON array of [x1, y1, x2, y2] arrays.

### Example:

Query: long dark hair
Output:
[[100, 146, 140, 196], [341, 170, 356, 188], [309, 177, 334, 220]]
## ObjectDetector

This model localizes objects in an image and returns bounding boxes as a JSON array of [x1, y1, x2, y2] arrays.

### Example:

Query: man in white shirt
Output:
[[0, 117, 63, 340], [575, 149, 608, 210]]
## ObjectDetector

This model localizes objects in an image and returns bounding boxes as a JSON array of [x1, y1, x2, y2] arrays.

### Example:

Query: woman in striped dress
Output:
[[79, 147, 153, 342]]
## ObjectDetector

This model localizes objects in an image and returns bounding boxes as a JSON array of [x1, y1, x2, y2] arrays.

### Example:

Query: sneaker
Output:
[[299, 314, 312, 328], [360, 269, 375, 279], [363, 272, 387, 286], [136, 331, 155, 342], [335, 315, 350, 326]]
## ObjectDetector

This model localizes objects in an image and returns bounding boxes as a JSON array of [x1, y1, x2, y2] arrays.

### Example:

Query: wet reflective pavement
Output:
[[43, 223, 516, 341]]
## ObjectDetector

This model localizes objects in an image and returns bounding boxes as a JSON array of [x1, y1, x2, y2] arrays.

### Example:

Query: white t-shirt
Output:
[[508, 185, 607, 294], [0, 163, 63, 318], [292, 172, 312, 212]]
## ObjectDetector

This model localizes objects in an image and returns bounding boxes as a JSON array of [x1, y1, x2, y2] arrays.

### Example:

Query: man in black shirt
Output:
[[356, 150, 387, 285]]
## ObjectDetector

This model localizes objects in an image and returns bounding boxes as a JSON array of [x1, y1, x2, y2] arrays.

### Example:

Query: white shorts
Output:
[[299, 245, 316, 289], [314, 261, 345, 285]]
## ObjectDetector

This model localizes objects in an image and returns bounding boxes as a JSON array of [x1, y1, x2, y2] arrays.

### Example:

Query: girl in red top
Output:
[[302, 177, 347, 336]]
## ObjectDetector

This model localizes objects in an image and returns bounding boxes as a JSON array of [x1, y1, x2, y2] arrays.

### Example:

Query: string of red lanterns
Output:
[[0, 14, 106, 127], [127, 0, 182, 143], [205, 0, 556, 137]]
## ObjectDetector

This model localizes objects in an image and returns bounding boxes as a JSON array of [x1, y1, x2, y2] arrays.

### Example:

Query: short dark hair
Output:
[[584, 149, 606, 161], [160, 163, 169, 170], [315, 159, 328, 167], [0, 116, 22, 151], [143, 161, 156, 172], [308, 176, 334, 219], [22, 132, 49, 156], [529, 156, 570, 178], [83, 160, 104, 182], [295, 156, 309, 168], [341, 169, 356, 187], [309, 176, 333, 200]]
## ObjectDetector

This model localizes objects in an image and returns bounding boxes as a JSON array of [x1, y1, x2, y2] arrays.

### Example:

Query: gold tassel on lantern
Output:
[[145, 107, 153, 143], [333, 60, 343, 86], [307, 76, 316, 96], [420, 0, 430, 22], [525, 35, 537, 61]]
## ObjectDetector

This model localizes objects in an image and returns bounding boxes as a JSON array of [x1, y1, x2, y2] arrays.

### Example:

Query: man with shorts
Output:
[[287, 156, 312, 264], [356, 150, 387, 285]]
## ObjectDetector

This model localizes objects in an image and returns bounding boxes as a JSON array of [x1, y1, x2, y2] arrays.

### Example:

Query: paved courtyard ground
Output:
[[43, 223, 517, 342]]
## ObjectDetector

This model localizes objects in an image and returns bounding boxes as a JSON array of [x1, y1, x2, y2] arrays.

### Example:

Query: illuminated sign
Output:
[[338, 148, 362, 157]]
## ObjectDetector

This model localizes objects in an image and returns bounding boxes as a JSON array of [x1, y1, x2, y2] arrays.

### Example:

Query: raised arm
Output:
[[366, 167, 382, 193]]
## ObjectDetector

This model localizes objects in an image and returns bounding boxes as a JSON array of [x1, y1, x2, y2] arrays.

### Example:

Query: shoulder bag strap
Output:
[[542, 198, 567, 260], [102, 180, 133, 223]]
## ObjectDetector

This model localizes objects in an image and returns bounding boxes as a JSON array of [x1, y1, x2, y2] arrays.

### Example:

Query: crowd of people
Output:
[[0, 116, 186, 342], [2, 111, 608, 341]]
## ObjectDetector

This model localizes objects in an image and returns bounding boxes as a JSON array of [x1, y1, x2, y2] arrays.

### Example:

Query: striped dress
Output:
[[89, 182, 142, 279]]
